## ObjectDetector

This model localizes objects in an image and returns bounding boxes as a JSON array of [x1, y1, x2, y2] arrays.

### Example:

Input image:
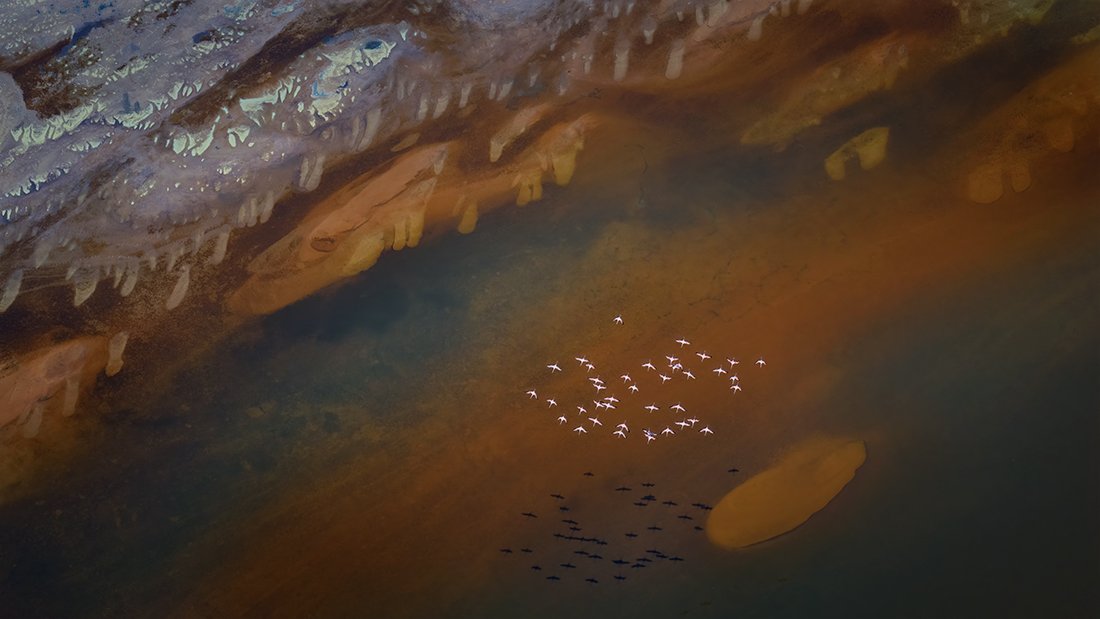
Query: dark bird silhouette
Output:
[[561, 563, 576, 569], [633, 502, 648, 507], [641, 494, 656, 501], [559, 506, 570, 512], [655, 553, 669, 559], [553, 533, 565, 539], [585, 578, 599, 585], [647, 525, 662, 531], [589, 554, 603, 560], [645, 549, 661, 555], [569, 526, 582, 532], [551, 494, 565, 500], [669, 556, 685, 562], [584, 472, 594, 477], [625, 533, 638, 538], [613, 559, 630, 565], [521, 548, 533, 553], [637, 557, 652, 563], [575, 550, 589, 556], [694, 526, 704, 531], [500, 549, 513, 554], [728, 468, 739, 473], [546, 575, 560, 581], [692, 503, 705, 508], [678, 515, 694, 520], [642, 482, 655, 487], [596, 540, 609, 546], [662, 500, 678, 506], [531, 565, 542, 570], [614, 575, 627, 581], [562, 519, 578, 525], [615, 487, 631, 492], [522, 512, 538, 518], [631, 563, 647, 569], [702, 505, 713, 511]]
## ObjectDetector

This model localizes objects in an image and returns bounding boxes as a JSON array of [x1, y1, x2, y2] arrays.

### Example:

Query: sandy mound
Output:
[[707, 437, 866, 549]]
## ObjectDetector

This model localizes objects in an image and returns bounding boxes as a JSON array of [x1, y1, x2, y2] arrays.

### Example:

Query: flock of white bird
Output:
[[525, 317, 765, 443]]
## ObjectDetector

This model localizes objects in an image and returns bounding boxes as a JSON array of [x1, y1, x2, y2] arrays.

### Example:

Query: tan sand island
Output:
[[708, 437, 867, 549]]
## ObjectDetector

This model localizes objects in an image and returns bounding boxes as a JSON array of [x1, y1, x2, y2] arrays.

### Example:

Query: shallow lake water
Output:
[[0, 1, 1097, 617]]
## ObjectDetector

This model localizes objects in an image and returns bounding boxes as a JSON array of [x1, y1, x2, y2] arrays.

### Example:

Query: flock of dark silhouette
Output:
[[501, 469, 739, 585]]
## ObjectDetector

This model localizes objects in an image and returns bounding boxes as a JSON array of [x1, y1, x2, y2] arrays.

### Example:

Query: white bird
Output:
[[574, 426, 588, 434], [671, 403, 685, 412], [697, 352, 711, 360], [676, 338, 690, 347], [687, 417, 699, 427], [684, 370, 696, 380], [585, 363, 595, 372], [613, 315, 623, 324], [604, 403, 617, 410], [756, 358, 766, 367], [613, 429, 627, 438], [628, 384, 639, 393], [604, 396, 619, 403], [642, 361, 656, 371], [659, 374, 671, 384], [575, 356, 590, 365], [589, 416, 603, 427], [621, 374, 632, 383], [675, 421, 690, 429], [589, 376, 602, 384], [700, 426, 714, 435], [548, 363, 562, 373], [645, 404, 659, 412], [729, 374, 739, 384], [616, 422, 629, 431], [713, 367, 727, 375], [730, 384, 742, 392], [557, 416, 568, 425], [595, 401, 607, 410], [547, 398, 558, 407], [645, 434, 656, 443], [665, 356, 678, 365], [661, 426, 675, 436], [526, 390, 538, 399], [577, 406, 587, 415], [727, 357, 739, 367], [595, 384, 606, 393]]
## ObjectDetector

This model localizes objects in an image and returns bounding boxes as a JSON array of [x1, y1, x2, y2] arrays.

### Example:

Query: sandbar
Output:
[[708, 437, 867, 549]]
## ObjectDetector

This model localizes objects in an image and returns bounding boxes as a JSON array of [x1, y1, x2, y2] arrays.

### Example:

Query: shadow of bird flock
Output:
[[503, 471, 739, 586]]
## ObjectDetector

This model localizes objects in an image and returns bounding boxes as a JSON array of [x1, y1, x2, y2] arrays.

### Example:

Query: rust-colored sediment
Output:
[[0, 336, 108, 430]]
